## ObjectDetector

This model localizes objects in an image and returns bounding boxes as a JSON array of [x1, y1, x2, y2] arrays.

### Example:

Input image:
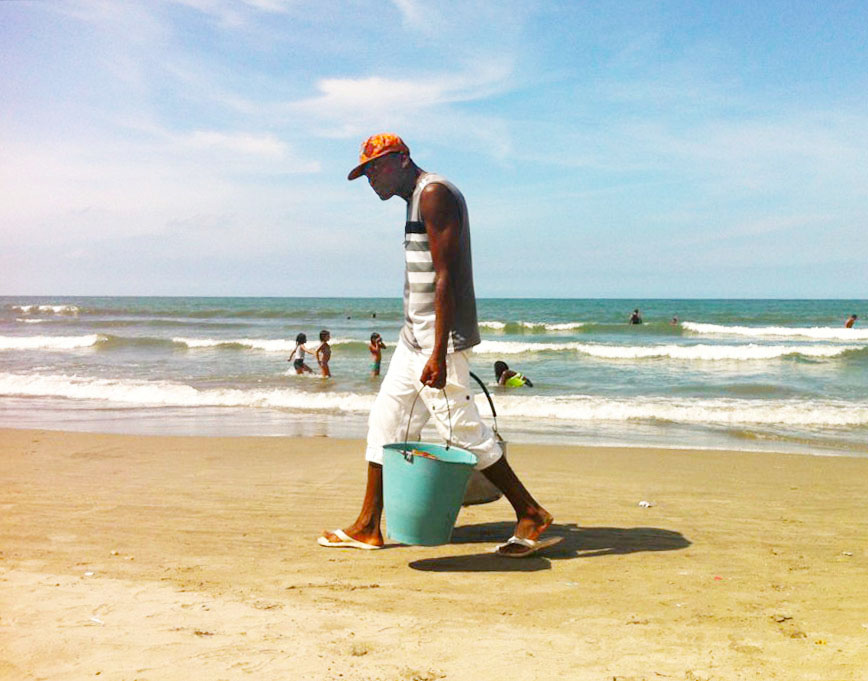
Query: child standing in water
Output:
[[368, 332, 386, 377], [287, 333, 313, 374], [316, 329, 332, 377]]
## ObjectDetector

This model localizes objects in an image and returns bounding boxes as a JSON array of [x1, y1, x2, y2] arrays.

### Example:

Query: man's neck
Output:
[[398, 165, 425, 203]]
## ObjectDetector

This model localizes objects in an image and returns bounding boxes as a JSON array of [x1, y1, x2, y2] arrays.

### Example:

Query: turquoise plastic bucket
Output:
[[382, 442, 477, 546]]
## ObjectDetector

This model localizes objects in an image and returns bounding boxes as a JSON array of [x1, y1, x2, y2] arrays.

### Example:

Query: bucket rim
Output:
[[383, 441, 477, 466]]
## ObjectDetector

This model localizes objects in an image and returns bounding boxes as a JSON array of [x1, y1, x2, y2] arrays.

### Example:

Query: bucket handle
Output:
[[468, 370, 498, 434], [401, 386, 453, 462]]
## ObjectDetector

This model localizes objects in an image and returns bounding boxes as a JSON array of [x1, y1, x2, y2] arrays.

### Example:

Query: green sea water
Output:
[[2, 296, 867, 456]]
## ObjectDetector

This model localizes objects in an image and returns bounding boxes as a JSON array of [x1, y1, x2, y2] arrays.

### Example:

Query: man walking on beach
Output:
[[318, 133, 559, 557]]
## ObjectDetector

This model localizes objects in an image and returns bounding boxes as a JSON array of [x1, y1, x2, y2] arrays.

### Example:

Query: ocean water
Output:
[[2, 296, 867, 457]]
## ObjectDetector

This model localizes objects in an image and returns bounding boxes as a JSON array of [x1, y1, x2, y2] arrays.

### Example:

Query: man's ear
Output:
[[400, 152, 411, 168]]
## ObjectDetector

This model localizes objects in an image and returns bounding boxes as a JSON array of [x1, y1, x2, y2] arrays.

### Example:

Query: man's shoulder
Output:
[[419, 177, 461, 216], [417, 173, 462, 196], [420, 181, 454, 200]]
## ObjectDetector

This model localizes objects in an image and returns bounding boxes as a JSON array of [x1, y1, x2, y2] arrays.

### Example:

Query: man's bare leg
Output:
[[482, 456, 553, 555], [320, 462, 385, 547]]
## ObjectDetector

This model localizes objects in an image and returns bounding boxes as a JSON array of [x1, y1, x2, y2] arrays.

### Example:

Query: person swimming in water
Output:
[[494, 360, 533, 388], [845, 314, 858, 328], [629, 308, 643, 325]]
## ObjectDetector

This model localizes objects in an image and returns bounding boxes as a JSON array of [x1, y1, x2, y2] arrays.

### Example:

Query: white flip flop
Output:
[[317, 528, 382, 550], [495, 535, 563, 558]]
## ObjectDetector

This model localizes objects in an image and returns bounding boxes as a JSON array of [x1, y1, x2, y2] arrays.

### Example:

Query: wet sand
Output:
[[1, 428, 867, 680]]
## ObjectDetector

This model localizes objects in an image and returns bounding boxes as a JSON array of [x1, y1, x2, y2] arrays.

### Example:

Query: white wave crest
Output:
[[173, 336, 353, 352], [0, 373, 376, 412], [491, 394, 868, 427], [173, 336, 294, 352], [473, 340, 861, 360], [17, 319, 46, 324], [544, 322, 585, 331], [475, 340, 580, 354], [515, 320, 585, 331], [478, 320, 584, 331], [11, 304, 80, 315], [3, 372, 866, 428], [682, 321, 868, 341], [0, 334, 105, 351]]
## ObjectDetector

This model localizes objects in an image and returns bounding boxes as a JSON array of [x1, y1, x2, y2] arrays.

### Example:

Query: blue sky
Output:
[[2, 0, 866, 298]]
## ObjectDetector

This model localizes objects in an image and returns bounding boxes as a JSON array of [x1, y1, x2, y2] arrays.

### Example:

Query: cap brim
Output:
[[347, 148, 407, 181], [347, 161, 369, 181]]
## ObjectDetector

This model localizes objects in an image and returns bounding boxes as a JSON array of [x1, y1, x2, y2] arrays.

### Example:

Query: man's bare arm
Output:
[[418, 182, 461, 389]]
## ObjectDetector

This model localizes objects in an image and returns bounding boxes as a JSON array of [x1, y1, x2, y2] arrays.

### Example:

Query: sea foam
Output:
[[479, 320, 585, 331], [0, 334, 104, 351], [0, 372, 375, 412], [173, 337, 296, 352], [682, 322, 868, 341], [173, 336, 354, 352], [2, 372, 866, 427], [10, 304, 80, 315], [490, 394, 868, 427], [473, 339, 862, 360]]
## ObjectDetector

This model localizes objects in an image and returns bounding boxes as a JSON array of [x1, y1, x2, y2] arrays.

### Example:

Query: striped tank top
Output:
[[400, 173, 480, 353]]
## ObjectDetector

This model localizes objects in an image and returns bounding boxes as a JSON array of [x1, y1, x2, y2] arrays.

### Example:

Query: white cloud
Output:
[[390, 0, 425, 30], [0, 126, 322, 250], [319, 77, 444, 109], [167, 0, 295, 29], [53, 0, 169, 43], [289, 59, 515, 145], [297, 63, 512, 120], [167, 0, 245, 27], [183, 130, 288, 158], [240, 0, 294, 13], [684, 213, 836, 245]]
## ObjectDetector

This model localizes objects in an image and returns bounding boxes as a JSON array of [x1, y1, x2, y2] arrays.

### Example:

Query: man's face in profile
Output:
[[363, 153, 404, 200]]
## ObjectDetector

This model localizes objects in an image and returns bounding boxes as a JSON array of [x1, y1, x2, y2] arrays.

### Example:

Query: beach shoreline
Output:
[[2, 404, 866, 461], [2, 427, 867, 680], [4, 296, 868, 458]]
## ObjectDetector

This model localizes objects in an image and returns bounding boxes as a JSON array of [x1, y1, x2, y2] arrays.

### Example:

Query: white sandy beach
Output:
[[1, 428, 867, 680]]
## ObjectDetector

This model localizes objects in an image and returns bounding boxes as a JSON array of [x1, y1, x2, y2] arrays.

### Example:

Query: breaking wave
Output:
[[491, 394, 868, 428], [0, 334, 365, 353], [3, 301, 401, 321], [172, 336, 358, 352], [0, 334, 105, 351], [0, 373, 375, 412], [479, 320, 585, 332], [682, 322, 868, 341], [2, 372, 867, 428], [473, 340, 863, 361], [9, 304, 80, 315], [5, 333, 863, 363]]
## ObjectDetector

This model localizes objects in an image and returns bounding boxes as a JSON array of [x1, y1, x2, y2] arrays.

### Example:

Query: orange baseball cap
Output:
[[347, 133, 410, 180]]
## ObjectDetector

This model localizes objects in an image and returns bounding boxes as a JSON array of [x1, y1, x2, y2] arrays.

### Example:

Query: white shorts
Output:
[[365, 340, 503, 470]]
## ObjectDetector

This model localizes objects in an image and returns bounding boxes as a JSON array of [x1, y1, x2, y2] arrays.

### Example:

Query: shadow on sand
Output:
[[408, 522, 691, 573]]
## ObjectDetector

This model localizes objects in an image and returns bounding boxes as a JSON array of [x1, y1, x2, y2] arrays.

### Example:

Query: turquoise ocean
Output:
[[2, 296, 867, 457]]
